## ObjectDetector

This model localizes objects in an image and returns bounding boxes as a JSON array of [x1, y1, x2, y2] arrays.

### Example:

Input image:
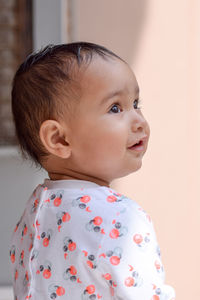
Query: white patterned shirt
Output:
[[10, 179, 175, 300]]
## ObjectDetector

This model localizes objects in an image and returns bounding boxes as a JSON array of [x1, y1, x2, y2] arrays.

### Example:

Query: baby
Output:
[[10, 42, 175, 300]]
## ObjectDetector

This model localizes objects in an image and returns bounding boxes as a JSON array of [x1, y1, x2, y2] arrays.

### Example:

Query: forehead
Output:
[[79, 56, 139, 102]]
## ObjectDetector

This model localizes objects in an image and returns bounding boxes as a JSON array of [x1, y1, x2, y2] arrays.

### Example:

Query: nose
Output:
[[130, 110, 147, 133]]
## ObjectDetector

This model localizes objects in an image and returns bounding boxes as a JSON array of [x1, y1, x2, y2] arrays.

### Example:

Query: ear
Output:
[[39, 120, 71, 159]]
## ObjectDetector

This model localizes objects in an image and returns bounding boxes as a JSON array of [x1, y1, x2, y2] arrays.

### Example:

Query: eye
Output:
[[109, 104, 122, 114], [133, 99, 141, 109]]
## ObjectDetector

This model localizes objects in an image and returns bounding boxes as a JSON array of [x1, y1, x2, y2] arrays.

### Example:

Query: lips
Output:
[[128, 140, 144, 150], [128, 136, 148, 151], [132, 140, 143, 147]]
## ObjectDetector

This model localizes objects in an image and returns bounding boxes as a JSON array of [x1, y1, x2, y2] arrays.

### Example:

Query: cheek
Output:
[[71, 118, 128, 167], [89, 125, 127, 156]]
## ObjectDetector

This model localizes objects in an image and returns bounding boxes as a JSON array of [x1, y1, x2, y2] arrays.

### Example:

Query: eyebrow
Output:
[[100, 85, 140, 105]]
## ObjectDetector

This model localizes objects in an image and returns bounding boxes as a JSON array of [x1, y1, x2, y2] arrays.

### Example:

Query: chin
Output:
[[130, 164, 142, 175], [130, 158, 143, 171], [116, 162, 143, 180], [131, 160, 143, 173]]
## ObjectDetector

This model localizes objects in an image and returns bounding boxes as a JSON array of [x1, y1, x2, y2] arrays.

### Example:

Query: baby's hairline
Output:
[[49, 53, 127, 113]]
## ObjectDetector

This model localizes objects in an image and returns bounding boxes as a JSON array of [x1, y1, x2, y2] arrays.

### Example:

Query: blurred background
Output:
[[0, 0, 199, 299]]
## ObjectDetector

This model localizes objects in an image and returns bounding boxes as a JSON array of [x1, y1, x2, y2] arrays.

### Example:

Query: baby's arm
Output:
[[94, 199, 176, 300]]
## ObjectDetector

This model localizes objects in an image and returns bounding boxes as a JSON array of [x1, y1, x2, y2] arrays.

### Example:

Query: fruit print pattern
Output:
[[23, 270, 30, 287], [44, 190, 64, 207], [36, 260, 52, 279], [72, 194, 92, 212], [10, 179, 175, 299], [99, 247, 123, 266], [81, 284, 102, 300], [21, 223, 28, 241], [63, 265, 81, 283], [154, 259, 164, 275], [14, 268, 18, 282], [102, 273, 117, 296], [56, 211, 71, 232], [19, 250, 25, 267], [124, 265, 143, 288], [133, 232, 151, 250], [109, 219, 128, 239], [85, 216, 105, 234], [82, 251, 98, 269], [151, 284, 176, 300], [63, 237, 77, 259], [10, 245, 16, 264], [31, 198, 39, 214], [39, 229, 53, 247], [48, 283, 65, 299]]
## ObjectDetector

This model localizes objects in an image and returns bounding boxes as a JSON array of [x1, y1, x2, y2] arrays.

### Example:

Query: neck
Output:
[[48, 170, 110, 187]]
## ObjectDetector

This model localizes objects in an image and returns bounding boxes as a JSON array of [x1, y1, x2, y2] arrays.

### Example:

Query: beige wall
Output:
[[76, 1, 200, 299]]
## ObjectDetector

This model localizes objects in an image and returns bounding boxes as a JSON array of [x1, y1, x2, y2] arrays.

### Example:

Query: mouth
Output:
[[128, 137, 147, 152]]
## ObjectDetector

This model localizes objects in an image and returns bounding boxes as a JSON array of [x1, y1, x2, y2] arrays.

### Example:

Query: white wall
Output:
[[33, 0, 68, 50]]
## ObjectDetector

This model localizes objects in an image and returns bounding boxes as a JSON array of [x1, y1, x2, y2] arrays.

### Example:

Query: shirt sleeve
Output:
[[94, 200, 176, 300]]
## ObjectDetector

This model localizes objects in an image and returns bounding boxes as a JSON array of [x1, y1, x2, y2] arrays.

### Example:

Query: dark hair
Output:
[[11, 42, 123, 165]]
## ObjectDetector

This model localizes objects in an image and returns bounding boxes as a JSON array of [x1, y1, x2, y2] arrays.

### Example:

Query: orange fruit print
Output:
[[56, 287, 65, 296], [86, 285, 95, 294], [107, 195, 117, 203], [133, 234, 143, 244], [109, 228, 119, 239], [54, 197, 62, 207], [124, 277, 134, 287], [43, 269, 51, 279], [68, 242, 76, 251], [80, 195, 91, 203], [43, 238, 49, 247], [110, 256, 120, 265]]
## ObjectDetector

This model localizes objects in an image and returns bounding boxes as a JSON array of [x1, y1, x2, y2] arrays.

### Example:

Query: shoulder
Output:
[[91, 186, 152, 227]]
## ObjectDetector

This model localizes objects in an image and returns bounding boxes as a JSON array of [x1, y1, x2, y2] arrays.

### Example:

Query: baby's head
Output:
[[12, 42, 150, 185]]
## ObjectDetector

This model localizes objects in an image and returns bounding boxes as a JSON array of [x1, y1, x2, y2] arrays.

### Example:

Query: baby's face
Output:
[[64, 56, 150, 184]]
